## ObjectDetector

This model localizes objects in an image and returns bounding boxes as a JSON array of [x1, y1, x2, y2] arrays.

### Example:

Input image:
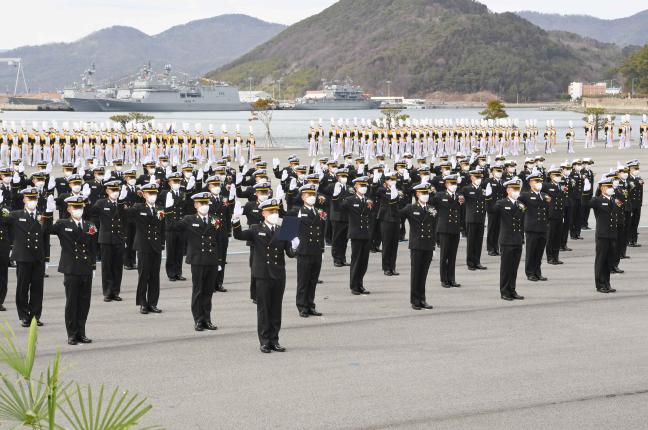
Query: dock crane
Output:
[[0, 57, 29, 95]]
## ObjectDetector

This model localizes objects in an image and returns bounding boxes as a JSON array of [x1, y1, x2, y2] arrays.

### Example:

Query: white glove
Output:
[[81, 183, 91, 198], [232, 200, 243, 220], [485, 182, 492, 197], [118, 185, 128, 201], [310, 158, 316, 168], [104, 168, 111, 180], [272, 158, 280, 169], [78, 168, 85, 178], [275, 185, 285, 202], [0, 192, 3, 205], [239, 156, 245, 166], [186, 176, 196, 190], [333, 182, 342, 197], [291, 237, 300, 250], [281, 170, 288, 181], [457, 176, 463, 184], [373, 174, 380, 184], [12, 172, 20, 184], [235, 171, 243, 185], [486, 156, 491, 165], [165, 192, 174, 208], [406, 159, 413, 168], [228, 184, 236, 200], [18, 163, 24, 173], [358, 165, 364, 175], [289, 177, 297, 191], [197, 168, 204, 182], [47, 176, 56, 191], [584, 178, 591, 192], [148, 175, 156, 185], [46, 195, 56, 212], [226, 161, 231, 168], [165, 166, 173, 177], [390, 183, 398, 199], [402, 170, 410, 181]]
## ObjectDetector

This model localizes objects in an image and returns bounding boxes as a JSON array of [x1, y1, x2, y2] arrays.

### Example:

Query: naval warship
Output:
[[294, 80, 380, 110], [63, 64, 250, 112]]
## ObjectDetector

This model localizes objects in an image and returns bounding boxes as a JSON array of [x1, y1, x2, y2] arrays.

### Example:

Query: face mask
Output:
[[171, 183, 181, 192], [266, 213, 280, 225], [386, 180, 394, 188], [473, 178, 482, 187], [357, 186, 367, 195], [64, 170, 73, 177], [257, 194, 269, 202], [109, 191, 119, 200], [612, 180, 619, 188], [305, 195, 316, 206], [494, 172, 502, 179], [26, 200, 38, 210], [2, 177, 11, 185], [115, 165, 123, 171], [161, 162, 168, 167], [631, 169, 640, 177], [147, 168, 156, 175], [128, 178, 136, 186], [511, 191, 520, 200], [71, 208, 84, 220], [574, 165, 582, 172], [605, 187, 615, 196], [219, 175, 226, 182], [536, 162, 543, 168], [619, 172, 628, 180], [210, 186, 221, 195], [562, 170, 571, 176], [197, 205, 210, 216], [35, 181, 44, 188], [478, 161, 486, 167], [298, 174, 306, 181], [448, 184, 457, 193], [441, 170, 450, 177], [183, 171, 192, 179], [420, 175, 429, 183], [418, 194, 429, 203], [533, 182, 543, 192], [321, 165, 328, 171], [583, 165, 590, 171], [552, 176, 561, 184], [507, 167, 515, 174], [461, 165, 469, 171], [146, 194, 158, 205], [339, 177, 348, 185], [358, 164, 365, 170], [94, 176, 102, 182]]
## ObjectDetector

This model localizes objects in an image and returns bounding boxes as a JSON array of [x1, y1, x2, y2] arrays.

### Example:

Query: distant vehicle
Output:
[[294, 80, 380, 110]]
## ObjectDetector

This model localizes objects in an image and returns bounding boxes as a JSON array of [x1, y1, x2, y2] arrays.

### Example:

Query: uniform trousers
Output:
[[190, 264, 217, 324], [350, 239, 371, 292], [438, 233, 459, 285], [331, 221, 349, 264], [165, 230, 184, 279], [594, 238, 616, 291], [16, 261, 45, 321], [486, 213, 500, 253], [100, 242, 124, 297], [63, 273, 92, 338], [255, 277, 285, 347], [136, 251, 161, 307], [410, 249, 433, 305], [0, 247, 8, 306], [465, 223, 484, 268], [380, 221, 399, 272], [296, 254, 322, 312], [546, 219, 562, 261], [525, 231, 546, 278], [500, 244, 522, 297]]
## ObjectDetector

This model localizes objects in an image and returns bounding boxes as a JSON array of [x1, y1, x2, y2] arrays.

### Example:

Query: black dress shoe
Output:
[[511, 294, 525, 300], [620, 255, 629, 259], [351, 290, 362, 296], [68, 337, 78, 345], [44, 273, 49, 278], [561, 246, 572, 252], [111, 296, 122, 302], [299, 311, 310, 317], [488, 251, 498, 256], [334, 262, 345, 268], [537, 276, 548, 281], [467, 266, 477, 271], [0, 305, 6, 311], [176, 276, 187, 281], [124, 265, 136, 270], [527, 276, 539, 282], [411, 304, 422, 310], [194, 323, 205, 331], [205, 322, 218, 330], [596, 288, 610, 293], [501, 295, 514, 301], [168, 277, 177, 282], [547, 260, 559, 265], [260, 345, 272, 353], [140, 306, 149, 314], [607, 288, 617, 293], [476, 265, 487, 270], [420, 302, 434, 309], [308, 309, 322, 316], [317, 280, 323, 284], [360, 288, 371, 295], [77, 336, 92, 344], [103, 296, 113, 302], [271, 343, 286, 352], [252, 299, 257, 304], [20, 319, 30, 327], [611, 267, 624, 274], [555, 260, 564, 265], [442, 283, 453, 288], [148, 306, 162, 313], [391, 271, 400, 276], [451, 282, 461, 288], [36, 320, 44, 327], [384, 270, 393, 276], [215, 286, 228, 292]]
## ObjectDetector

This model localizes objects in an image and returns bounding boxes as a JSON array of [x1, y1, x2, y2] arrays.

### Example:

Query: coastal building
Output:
[[238, 90, 272, 103]]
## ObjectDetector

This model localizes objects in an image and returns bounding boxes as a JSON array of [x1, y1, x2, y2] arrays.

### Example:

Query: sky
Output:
[[1, 0, 646, 50]]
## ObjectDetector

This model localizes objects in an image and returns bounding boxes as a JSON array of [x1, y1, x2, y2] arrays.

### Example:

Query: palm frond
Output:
[[58, 383, 160, 430], [0, 318, 39, 380], [0, 375, 48, 428]]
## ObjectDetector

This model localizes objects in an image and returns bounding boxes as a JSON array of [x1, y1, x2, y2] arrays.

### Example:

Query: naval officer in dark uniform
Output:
[[127, 184, 164, 314], [294, 184, 325, 318], [492, 178, 525, 301], [400, 184, 437, 310], [232, 199, 296, 353], [0, 187, 54, 326], [433, 174, 464, 288], [162, 172, 188, 282], [179, 192, 220, 331], [460, 169, 487, 271], [590, 178, 621, 294], [51, 196, 97, 345], [543, 168, 567, 265], [518, 173, 549, 282]]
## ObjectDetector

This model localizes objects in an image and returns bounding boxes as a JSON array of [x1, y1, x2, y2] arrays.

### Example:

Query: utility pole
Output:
[[386, 80, 391, 98], [248, 76, 253, 92]]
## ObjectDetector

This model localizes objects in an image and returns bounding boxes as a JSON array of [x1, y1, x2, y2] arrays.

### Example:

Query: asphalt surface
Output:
[[3, 144, 648, 429]]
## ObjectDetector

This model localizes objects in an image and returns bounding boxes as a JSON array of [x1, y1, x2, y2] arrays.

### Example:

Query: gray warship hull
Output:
[[294, 100, 381, 110], [65, 97, 250, 112]]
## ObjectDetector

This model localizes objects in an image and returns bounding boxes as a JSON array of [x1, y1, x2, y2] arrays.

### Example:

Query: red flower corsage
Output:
[[87, 225, 97, 235], [318, 210, 327, 220]]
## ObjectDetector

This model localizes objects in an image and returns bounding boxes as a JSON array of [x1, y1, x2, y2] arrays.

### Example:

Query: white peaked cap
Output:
[[42, 121, 49, 130], [31, 121, 38, 130], [330, 117, 335, 125], [546, 120, 551, 127], [353, 117, 358, 126], [182, 122, 189, 132], [236, 124, 240, 132], [221, 124, 227, 133], [310, 120, 314, 127], [643, 114, 647, 122], [551, 119, 555, 126], [195, 123, 202, 132], [569, 120, 574, 128], [249, 125, 254, 133], [318, 118, 323, 126]]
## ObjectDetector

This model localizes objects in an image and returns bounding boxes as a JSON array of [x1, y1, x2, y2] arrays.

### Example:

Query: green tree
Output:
[[619, 44, 648, 96], [109, 113, 155, 131], [479, 100, 508, 120], [582, 107, 614, 141], [380, 108, 410, 127], [250, 99, 276, 148], [109, 115, 132, 132]]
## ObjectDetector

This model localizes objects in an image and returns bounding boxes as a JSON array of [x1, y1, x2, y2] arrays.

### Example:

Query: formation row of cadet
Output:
[[0, 151, 643, 352]]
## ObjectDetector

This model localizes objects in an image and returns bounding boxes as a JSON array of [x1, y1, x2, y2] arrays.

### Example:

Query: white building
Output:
[[568, 82, 583, 101], [238, 91, 272, 103]]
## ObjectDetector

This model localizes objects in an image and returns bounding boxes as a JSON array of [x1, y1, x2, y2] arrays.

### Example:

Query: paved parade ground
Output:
[[4, 144, 648, 429]]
